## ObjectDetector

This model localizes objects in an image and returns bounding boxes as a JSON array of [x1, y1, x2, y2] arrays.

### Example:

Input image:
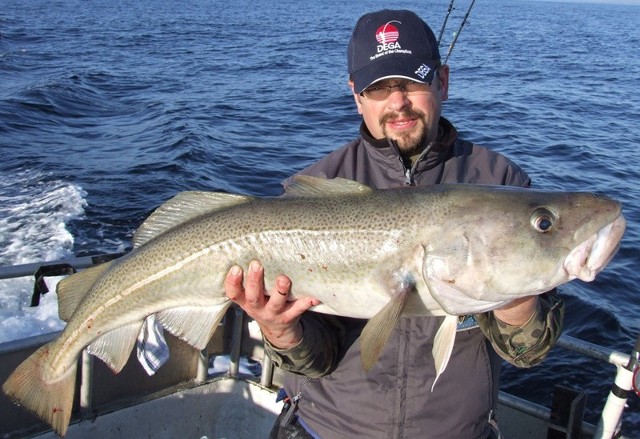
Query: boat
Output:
[[0, 254, 638, 439]]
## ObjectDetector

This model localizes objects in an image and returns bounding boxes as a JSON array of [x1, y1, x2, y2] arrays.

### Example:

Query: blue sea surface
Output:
[[1, 0, 639, 434]]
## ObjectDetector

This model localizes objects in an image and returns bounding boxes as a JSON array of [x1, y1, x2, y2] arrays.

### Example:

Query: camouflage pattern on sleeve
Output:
[[262, 313, 346, 378], [476, 290, 565, 367]]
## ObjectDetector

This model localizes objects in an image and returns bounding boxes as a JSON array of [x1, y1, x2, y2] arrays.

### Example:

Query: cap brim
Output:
[[353, 57, 438, 94]]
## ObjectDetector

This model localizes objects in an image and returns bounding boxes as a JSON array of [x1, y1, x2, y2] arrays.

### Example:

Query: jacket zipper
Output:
[[387, 139, 435, 186]]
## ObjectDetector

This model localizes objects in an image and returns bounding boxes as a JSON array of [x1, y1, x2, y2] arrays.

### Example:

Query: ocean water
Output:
[[1, 0, 639, 434]]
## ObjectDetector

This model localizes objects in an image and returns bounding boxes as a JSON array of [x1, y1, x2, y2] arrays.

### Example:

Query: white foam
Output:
[[0, 170, 87, 343]]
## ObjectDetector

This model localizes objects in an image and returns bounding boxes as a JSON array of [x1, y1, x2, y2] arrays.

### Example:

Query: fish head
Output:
[[420, 185, 626, 314]]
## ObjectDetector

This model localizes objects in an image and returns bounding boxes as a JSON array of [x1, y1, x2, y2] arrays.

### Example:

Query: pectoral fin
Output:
[[360, 286, 411, 371], [431, 314, 458, 391]]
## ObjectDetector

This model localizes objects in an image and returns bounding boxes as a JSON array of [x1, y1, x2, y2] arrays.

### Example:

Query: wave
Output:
[[0, 169, 87, 343], [0, 169, 86, 264]]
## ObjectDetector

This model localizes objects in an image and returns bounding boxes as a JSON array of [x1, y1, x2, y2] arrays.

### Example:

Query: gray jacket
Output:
[[267, 118, 564, 439]]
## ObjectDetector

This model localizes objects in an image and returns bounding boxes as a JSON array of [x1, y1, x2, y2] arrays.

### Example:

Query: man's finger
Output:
[[244, 260, 266, 304], [267, 275, 293, 310], [224, 265, 245, 301], [285, 297, 321, 318]]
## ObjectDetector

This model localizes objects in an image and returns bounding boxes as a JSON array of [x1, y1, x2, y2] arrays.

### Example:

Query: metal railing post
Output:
[[228, 307, 244, 378], [260, 353, 274, 388], [79, 349, 93, 418], [196, 349, 208, 383]]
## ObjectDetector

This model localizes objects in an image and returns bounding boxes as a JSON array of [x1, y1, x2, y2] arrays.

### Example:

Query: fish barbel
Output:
[[2, 176, 626, 436]]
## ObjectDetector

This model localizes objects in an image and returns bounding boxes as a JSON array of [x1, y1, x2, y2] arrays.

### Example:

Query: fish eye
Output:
[[530, 208, 556, 233]]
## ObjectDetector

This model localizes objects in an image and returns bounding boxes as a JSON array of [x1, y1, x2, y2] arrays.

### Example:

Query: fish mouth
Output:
[[563, 214, 626, 282]]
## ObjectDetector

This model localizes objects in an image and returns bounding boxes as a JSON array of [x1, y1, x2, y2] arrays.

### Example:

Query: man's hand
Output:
[[224, 260, 320, 349], [493, 296, 539, 327]]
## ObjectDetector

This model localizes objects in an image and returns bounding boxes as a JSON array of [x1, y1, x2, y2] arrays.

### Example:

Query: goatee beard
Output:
[[380, 109, 428, 156]]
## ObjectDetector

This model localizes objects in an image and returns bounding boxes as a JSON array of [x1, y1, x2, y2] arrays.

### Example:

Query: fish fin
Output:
[[2, 343, 77, 437], [56, 261, 116, 321], [431, 314, 458, 391], [87, 321, 143, 373], [360, 288, 410, 371], [284, 175, 373, 197], [133, 191, 252, 247], [156, 303, 231, 350]]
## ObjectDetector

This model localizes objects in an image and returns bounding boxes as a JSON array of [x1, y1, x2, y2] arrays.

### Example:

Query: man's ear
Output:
[[349, 80, 364, 115]]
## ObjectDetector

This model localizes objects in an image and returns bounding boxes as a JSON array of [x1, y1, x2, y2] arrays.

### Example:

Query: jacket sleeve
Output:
[[476, 290, 565, 367], [262, 313, 346, 378]]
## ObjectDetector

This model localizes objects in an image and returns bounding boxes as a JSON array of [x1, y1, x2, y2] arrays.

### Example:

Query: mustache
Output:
[[379, 109, 426, 125]]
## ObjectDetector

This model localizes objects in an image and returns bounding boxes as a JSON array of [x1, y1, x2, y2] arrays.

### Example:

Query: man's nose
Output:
[[386, 87, 411, 110]]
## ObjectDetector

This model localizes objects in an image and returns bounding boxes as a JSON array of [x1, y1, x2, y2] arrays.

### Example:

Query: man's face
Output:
[[351, 65, 449, 155]]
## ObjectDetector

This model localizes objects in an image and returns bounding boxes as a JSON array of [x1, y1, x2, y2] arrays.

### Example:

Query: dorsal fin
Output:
[[56, 261, 116, 321], [284, 176, 373, 198], [133, 191, 252, 247]]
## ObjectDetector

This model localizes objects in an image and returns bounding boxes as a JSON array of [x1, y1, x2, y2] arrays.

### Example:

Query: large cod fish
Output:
[[3, 176, 626, 436]]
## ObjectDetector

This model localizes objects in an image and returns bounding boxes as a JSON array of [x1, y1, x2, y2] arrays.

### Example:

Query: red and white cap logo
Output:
[[375, 21, 400, 44]]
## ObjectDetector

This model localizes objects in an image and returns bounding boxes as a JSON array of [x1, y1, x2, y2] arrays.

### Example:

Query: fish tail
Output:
[[2, 343, 77, 437]]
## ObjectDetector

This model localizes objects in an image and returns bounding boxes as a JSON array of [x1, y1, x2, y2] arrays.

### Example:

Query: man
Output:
[[225, 9, 564, 439]]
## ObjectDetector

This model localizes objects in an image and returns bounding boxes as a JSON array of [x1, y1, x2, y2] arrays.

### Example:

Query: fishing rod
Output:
[[437, 0, 455, 46], [442, 0, 477, 65]]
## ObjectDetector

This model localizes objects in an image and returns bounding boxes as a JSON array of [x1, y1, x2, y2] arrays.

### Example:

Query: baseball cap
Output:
[[348, 10, 441, 94]]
